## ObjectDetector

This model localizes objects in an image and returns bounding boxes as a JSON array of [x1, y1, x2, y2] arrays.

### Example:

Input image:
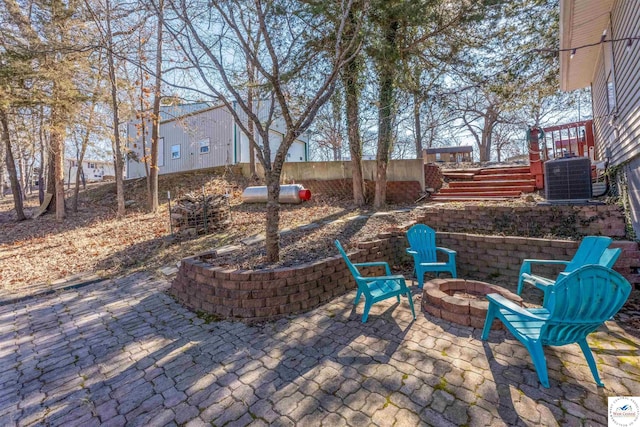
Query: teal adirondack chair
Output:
[[482, 265, 631, 388], [517, 236, 619, 300], [335, 240, 416, 323], [406, 224, 457, 288]]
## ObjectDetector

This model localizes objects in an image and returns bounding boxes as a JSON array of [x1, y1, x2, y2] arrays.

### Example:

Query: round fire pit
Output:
[[422, 278, 523, 329]]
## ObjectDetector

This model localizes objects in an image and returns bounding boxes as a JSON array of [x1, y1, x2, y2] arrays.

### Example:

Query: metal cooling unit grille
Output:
[[544, 157, 592, 201]]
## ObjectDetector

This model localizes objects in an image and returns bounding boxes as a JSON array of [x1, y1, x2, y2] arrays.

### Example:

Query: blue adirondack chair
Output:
[[406, 224, 457, 288], [482, 265, 631, 388], [517, 236, 619, 299], [335, 240, 416, 323]]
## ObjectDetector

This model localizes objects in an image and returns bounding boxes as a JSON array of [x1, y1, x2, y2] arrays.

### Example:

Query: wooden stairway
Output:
[[431, 166, 536, 201]]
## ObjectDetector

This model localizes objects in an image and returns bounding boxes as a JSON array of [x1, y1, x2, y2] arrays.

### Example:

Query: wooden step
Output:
[[429, 196, 513, 202], [477, 166, 531, 175], [442, 172, 476, 180], [448, 180, 535, 188], [438, 186, 535, 194], [435, 190, 525, 197], [473, 173, 533, 181]]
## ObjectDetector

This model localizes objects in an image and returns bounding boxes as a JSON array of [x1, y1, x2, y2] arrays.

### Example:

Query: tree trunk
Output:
[[73, 138, 89, 212], [17, 152, 26, 198], [106, 0, 125, 217], [0, 108, 26, 220], [49, 100, 66, 221], [374, 19, 398, 209], [247, 64, 257, 180], [74, 73, 99, 212], [149, 0, 164, 213], [413, 93, 423, 159], [38, 105, 45, 204], [342, 56, 365, 206], [46, 148, 56, 213], [374, 58, 395, 209], [264, 170, 281, 262], [0, 140, 5, 199], [138, 34, 151, 197]]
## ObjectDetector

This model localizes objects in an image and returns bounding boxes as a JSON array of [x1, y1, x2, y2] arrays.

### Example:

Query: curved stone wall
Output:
[[169, 235, 405, 323]]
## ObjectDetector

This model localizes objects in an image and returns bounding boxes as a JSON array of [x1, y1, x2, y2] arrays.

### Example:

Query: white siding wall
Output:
[[591, 0, 640, 235], [65, 160, 115, 184], [126, 106, 234, 178], [125, 103, 307, 179], [233, 100, 308, 164], [593, 0, 640, 165]]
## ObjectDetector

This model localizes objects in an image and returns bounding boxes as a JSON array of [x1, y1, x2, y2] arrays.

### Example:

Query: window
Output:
[[603, 28, 617, 114], [198, 139, 210, 154], [607, 73, 616, 114], [88, 162, 96, 169], [171, 144, 181, 159]]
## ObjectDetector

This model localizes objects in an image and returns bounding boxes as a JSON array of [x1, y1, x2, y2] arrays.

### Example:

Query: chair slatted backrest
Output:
[[564, 236, 613, 272], [599, 247, 622, 268], [542, 265, 631, 346], [335, 240, 365, 281], [406, 224, 438, 263]]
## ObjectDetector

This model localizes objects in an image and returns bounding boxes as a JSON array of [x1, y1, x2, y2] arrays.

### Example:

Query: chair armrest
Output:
[[407, 249, 418, 255], [354, 262, 392, 276], [357, 274, 406, 283], [486, 293, 548, 321], [436, 247, 456, 256], [521, 259, 570, 267], [519, 259, 569, 278]]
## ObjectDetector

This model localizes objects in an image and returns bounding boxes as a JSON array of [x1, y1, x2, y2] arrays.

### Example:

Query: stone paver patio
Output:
[[1, 272, 639, 426]]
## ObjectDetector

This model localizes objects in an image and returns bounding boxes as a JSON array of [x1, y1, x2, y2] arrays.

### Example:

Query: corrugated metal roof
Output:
[[560, 0, 615, 91], [425, 146, 473, 154], [159, 103, 212, 122]]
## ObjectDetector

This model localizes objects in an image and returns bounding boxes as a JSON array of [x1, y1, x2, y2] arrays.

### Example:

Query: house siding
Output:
[[126, 103, 309, 179], [160, 107, 234, 174], [126, 106, 234, 179], [593, 0, 640, 165], [233, 102, 308, 164], [589, 0, 640, 236]]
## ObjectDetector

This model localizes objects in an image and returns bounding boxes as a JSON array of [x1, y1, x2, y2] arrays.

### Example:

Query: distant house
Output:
[[423, 146, 473, 163], [125, 103, 309, 179], [64, 158, 115, 185], [559, 0, 640, 234]]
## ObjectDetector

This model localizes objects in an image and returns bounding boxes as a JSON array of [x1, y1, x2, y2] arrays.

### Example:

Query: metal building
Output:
[[126, 103, 308, 179]]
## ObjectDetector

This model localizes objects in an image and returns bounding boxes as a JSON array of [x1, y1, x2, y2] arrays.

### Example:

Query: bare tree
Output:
[[340, 2, 366, 206], [148, 0, 164, 212], [0, 131, 5, 199], [165, 0, 362, 261], [313, 90, 345, 161], [0, 108, 25, 220]]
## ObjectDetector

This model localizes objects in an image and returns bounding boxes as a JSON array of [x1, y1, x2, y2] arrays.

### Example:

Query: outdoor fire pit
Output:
[[422, 278, 523, 329]]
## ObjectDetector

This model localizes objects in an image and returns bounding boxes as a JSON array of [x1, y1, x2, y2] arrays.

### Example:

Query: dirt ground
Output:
[[0, 170, 414, 298]]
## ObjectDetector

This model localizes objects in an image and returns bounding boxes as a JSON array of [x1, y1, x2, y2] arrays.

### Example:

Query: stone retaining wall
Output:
[[417, 204, 627, 238], [171, 222, 640, 323], [170, 234, 405, 323], [295, 179, 422, 204], [433, 232, 640, 286]]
